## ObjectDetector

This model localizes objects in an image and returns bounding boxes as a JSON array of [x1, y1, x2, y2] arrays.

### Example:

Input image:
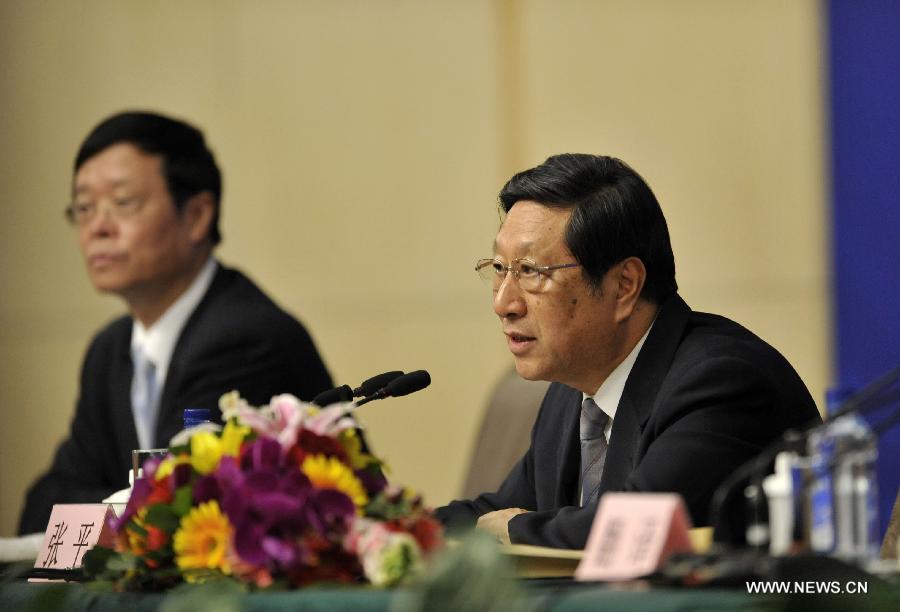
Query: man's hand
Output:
[[476, 508, 529, 545]]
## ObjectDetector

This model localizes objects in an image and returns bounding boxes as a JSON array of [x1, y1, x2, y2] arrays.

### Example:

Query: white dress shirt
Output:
[[130, 257, 217, 444], [581, 322, 654, 443]]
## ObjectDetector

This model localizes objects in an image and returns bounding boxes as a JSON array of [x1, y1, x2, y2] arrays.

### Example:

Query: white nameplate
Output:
[[576, 492, 693, 581], [34, 504, 116, 571]]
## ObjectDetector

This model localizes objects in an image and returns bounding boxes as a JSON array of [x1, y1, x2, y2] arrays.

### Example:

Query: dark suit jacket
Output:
[[436, 294, 821, 548], [18, 265, 332, 534]]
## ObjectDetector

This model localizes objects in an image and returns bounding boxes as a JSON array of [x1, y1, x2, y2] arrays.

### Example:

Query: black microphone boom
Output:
[[313, 372, 406, 407], [353, 371, 404, 397], [311, 384, 353, 407], [354, 370, 431, 407], [385, 370, 431, 397]]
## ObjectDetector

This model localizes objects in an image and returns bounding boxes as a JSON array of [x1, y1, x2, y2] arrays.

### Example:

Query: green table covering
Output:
[[0, 581, 819, 612], [3, 574, 898, 611]]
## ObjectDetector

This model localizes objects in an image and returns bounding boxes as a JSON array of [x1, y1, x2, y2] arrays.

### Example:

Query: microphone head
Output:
[[353, 371, 404, 397], [385, 370, 431, 397], [312, 384, 353, 406]]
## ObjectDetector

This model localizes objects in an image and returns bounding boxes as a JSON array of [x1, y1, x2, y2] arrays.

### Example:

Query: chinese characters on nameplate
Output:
[[33, 504, 116, 573], [576, 493, 693, 581]]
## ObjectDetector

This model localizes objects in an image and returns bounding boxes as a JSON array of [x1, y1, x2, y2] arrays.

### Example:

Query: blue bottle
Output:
[[183, 407, 212, 429]]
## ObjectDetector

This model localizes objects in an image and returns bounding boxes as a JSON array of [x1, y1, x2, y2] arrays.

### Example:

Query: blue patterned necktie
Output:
[[580, 397, 610, 506], [131, 345, 159, 450]]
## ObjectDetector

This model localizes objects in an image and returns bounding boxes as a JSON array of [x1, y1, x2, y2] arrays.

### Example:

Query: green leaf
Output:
[[107, 552, 138, 572], [129, 521, 148, 537], [145, 503, 179, 532], [82, 546, 117, 578], [171, 486, 193, 517]]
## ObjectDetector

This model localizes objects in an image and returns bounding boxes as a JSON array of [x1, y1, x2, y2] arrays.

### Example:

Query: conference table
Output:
[[3, 555, 899, 611], [0, 580, 809, 612], [3, 528, 898, 611]]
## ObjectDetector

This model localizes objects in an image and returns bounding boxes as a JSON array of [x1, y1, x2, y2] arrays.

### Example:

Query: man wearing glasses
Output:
[[18, 111, 332, 534], [436, 154, 820, 548]]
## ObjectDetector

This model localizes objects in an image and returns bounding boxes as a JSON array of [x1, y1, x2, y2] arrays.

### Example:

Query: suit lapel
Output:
[[600, 294, 691, 490], [601, 393, 638, 491], [111, 325, 140, 456], [552, 385, 583, 507], [154, 266, 232, 444]]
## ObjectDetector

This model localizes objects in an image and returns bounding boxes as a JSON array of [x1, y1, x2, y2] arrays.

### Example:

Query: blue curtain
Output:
[[828, 0, 900, 538]]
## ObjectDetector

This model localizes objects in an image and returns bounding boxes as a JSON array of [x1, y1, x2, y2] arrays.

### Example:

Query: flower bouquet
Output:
[[85, 392, 443, 590]]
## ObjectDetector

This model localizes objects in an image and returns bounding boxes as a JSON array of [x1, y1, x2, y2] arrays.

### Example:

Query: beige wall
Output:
[[0, 0, 829, 536]]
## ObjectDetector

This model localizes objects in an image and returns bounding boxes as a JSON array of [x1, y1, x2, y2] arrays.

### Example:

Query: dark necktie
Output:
[[580, 397, 610, 506]]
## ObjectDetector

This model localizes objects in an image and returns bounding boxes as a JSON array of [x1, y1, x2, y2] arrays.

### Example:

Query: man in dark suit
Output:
[[18, 112, 332, 534], [436, 154, 821, 549]]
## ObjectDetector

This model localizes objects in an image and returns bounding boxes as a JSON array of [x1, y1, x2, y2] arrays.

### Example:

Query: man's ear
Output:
[[614, 256, 646, 321], [182, 191, 215, 245]]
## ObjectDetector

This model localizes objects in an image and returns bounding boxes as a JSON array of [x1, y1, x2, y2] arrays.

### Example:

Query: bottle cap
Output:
[[183, 407, 212, 428]]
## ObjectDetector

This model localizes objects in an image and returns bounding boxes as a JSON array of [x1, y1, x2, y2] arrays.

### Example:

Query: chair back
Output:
[[461, 369, 550, 498]]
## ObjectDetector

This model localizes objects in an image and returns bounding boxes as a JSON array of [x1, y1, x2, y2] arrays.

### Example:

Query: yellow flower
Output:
[[338, 429, 367, 469], [173, 500, 233, 578], [124, 507, 149, 555], [190, 432, 223, 475], [301, 454, 368, 509], [190, 421, 248, 475], [220, 420, 251, 456]]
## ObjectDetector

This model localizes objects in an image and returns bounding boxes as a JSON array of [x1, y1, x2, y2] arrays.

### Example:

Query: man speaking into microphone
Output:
[[435, 154, 821, 549]]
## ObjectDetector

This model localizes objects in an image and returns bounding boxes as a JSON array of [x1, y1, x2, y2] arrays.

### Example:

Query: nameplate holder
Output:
[[33, 504, 117, 572], [575, 492, 693, 581]]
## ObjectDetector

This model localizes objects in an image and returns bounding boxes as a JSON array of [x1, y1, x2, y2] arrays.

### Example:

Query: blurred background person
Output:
[[18, 112, 332, 534]]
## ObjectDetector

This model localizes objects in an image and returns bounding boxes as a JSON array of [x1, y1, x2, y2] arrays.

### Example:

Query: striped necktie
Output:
[[580, 397, 610, 506], [131, 345, 159, 450]]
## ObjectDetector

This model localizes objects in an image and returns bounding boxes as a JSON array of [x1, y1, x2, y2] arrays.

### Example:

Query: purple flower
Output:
[[356, 467, 388, 497], [241, 436, 286, 471], [192, 475, 220, 504], [221, 441, 358, 575], [306, 489, 356, 536], [112, 476, 151, 531], [172, 462, 193, 488]]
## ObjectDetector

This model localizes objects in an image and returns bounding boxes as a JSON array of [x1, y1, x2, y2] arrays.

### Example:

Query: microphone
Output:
[[311, 385, 353, 407], [353, 371, 404, 397], [354, 370, 431, 407], [310, 371, 406, 407]]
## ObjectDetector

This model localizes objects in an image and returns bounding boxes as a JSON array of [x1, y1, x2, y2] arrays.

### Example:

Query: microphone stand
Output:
[[709, 365, 900, 548]]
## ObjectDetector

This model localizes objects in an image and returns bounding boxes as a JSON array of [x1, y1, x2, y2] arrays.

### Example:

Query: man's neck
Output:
[[126, 251, 211, 328], [581, 300, 659, 396]]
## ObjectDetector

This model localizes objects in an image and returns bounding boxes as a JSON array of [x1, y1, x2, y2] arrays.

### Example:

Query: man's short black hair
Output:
[[74, 111, 223, 245], [498, 153, 677, 304]]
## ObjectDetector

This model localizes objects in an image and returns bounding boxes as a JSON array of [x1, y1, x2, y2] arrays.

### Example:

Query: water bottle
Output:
[[806, 386, 879, 563], [807, 424, 837, 553], [168, 407, 217, 447], [831, 414, 879, 562], [763, 451, 800, 555], [828, 387, 879, 562]]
